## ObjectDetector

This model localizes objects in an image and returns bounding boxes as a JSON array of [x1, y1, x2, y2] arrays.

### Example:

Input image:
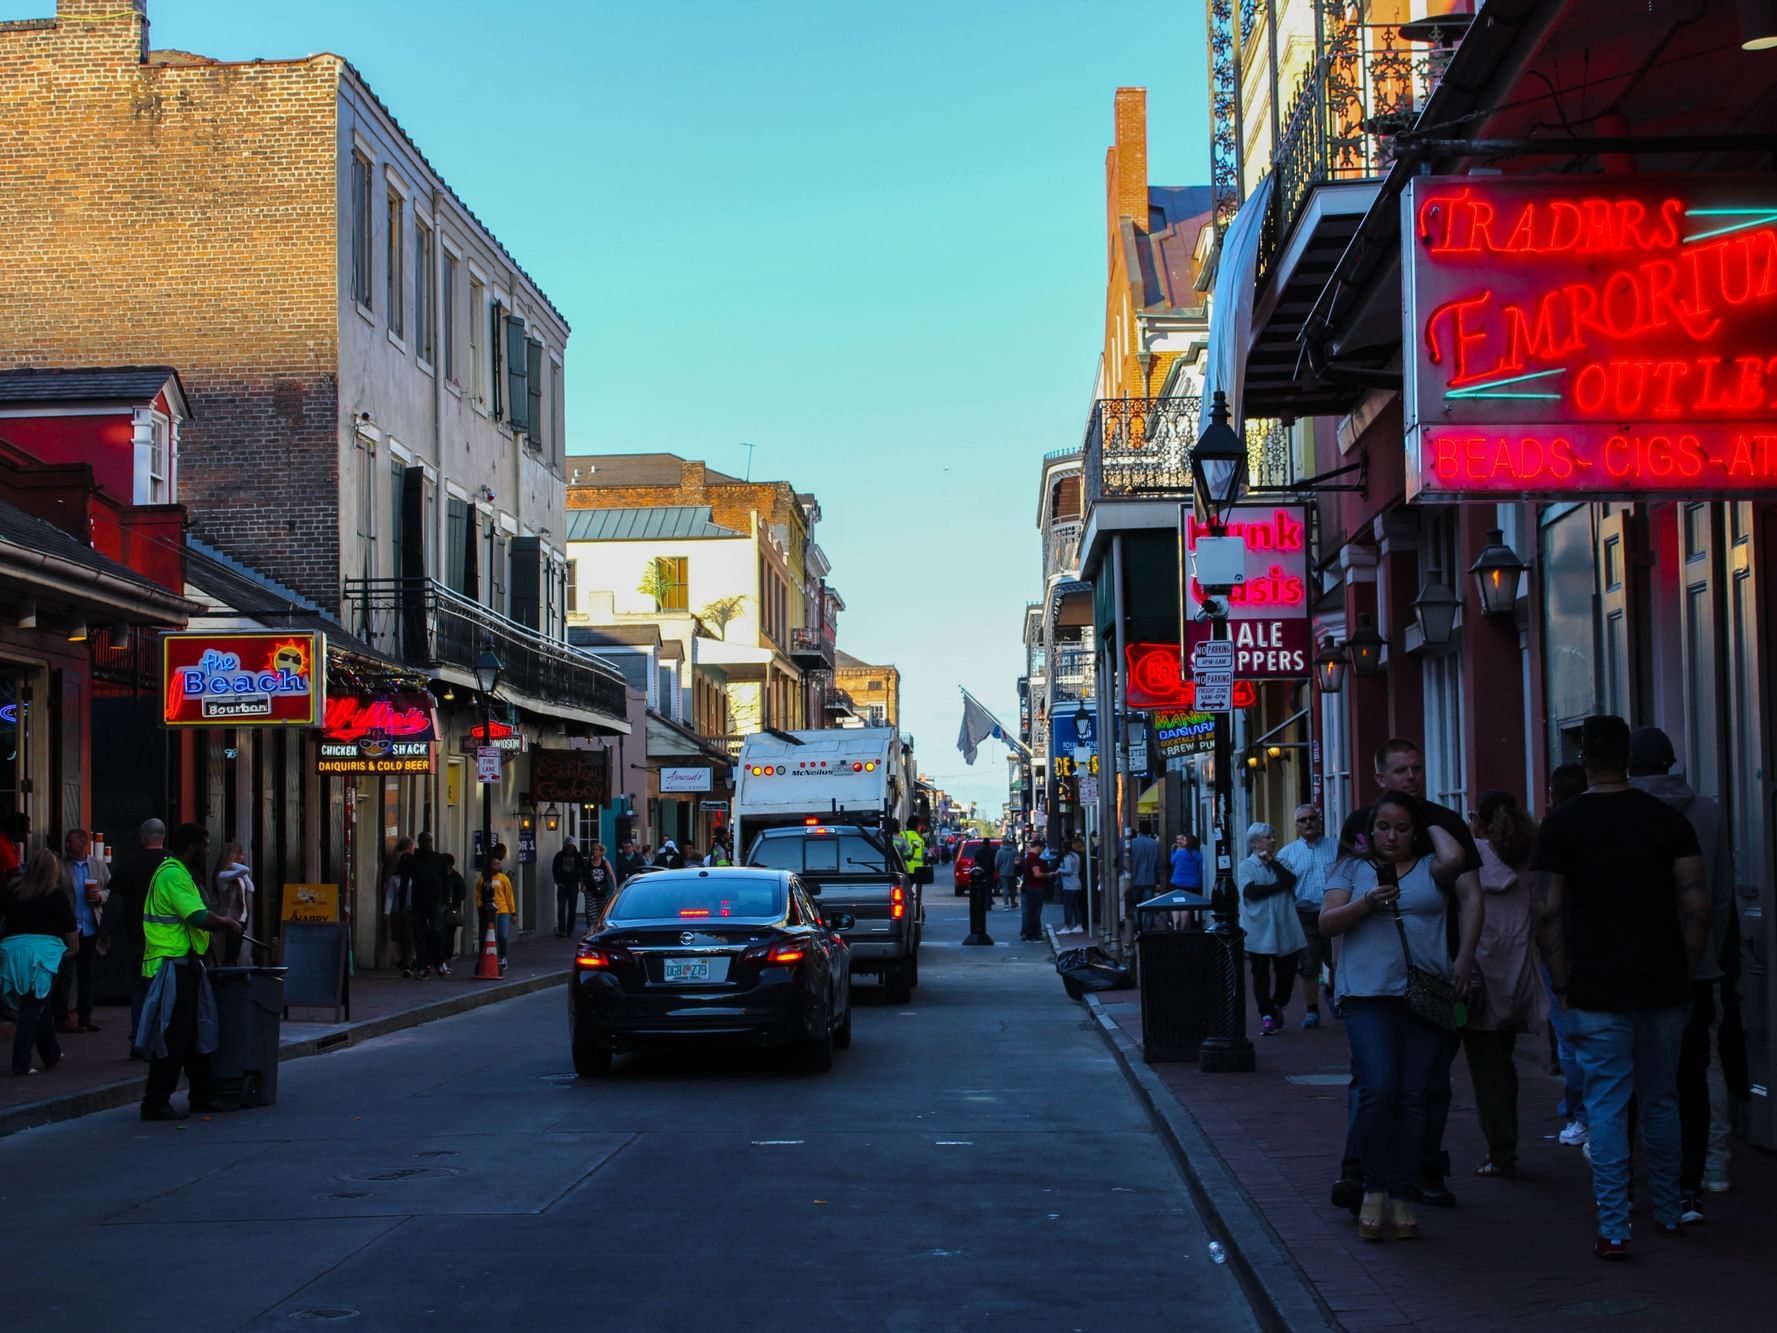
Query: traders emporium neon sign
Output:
[[1402, 175, 1777, 499]]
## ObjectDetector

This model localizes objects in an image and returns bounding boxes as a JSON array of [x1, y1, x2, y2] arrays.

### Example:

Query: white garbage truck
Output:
[[732, 726, 910, 853]]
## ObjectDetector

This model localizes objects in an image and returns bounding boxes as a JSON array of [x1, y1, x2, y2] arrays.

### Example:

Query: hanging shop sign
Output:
[[462, 716, 524, 753], [532, 749, 609, 805], [1153, 709, 1216, 759], [1125, 643, 1258, 712], [161, 631, 323, 726], [322, 691, 437, 743], [1181, 508, 1309, 676], [1404, 174, 1777, 499], [661, 766, 714, 793], [316, 739, 435, 776]]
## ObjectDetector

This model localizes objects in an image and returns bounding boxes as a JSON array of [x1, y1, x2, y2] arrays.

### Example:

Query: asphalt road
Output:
[[0, 897, 1256, 1332]]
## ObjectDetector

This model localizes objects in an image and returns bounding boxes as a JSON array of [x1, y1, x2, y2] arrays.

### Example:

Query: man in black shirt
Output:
[[405, 833, 448, 976], [551, 839, 585, 937], [1532, 714, 1709, 1259]]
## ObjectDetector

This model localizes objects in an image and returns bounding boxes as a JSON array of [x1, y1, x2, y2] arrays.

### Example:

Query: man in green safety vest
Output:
[[138, 822, 242, 1122], [904, 819, 928, 885]]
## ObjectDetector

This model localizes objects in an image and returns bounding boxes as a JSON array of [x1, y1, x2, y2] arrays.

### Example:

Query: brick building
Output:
[[833, 650, 899, 730]]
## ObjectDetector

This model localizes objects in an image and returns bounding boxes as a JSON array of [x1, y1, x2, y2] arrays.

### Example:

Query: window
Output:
[[445, 496, 469, 593], [442, 252, 459, 382], [566, 559, 578, 614], [389, 455, 406, 578], [469, 276, 486, 408], [490, 299, 508, 420], [386, 187, 405, 339], [414, 219, 434, 365], [551, 359, 565, 466], [350, 151, 373, 310], [662, 556, 689, 611], [355, 444, 377, 578], [147, 415, 170, 503]]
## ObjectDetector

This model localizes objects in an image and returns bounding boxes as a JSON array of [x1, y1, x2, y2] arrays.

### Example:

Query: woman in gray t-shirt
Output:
[[1319, 793, 1465, 1242]]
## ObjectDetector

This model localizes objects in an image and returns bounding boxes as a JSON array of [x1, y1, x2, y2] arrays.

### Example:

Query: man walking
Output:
[[993, 837, 1020, 911], [1277, 805, 1337, 1029], [616, 837, 645, 884], [138, 823, 242, 1121], [1018, 839, 1050, 941], [406, 833, 447, 977], [1128, 821, 1160, 923], [384, 836, 415, 975], [551, 838, 585, 937], [1628, 724, 1736, 1218], [56, 828, 109, 1034], [1534, 714, 1710, 1258]]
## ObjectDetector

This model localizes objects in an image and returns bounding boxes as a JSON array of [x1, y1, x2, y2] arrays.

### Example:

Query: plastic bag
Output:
[[1055, 945, 1133, 999]]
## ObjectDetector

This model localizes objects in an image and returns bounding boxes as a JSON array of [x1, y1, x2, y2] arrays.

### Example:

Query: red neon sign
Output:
[[1125, 643, 1257, 711], [161, 631, 323, 727], [323, 692, 437, 742], [1404, 175, 1777, 499], [1181, 506, 1310, 677], [469, 720, 517, 741]]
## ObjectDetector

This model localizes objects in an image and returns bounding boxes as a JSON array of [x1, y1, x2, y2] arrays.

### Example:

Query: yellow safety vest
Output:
[[904, 830, 926, 872], [141, 858, 211, 977]]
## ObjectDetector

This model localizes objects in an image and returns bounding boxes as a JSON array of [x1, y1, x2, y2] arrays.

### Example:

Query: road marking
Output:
[[934, 1140, 973, 1146], [751, 1139, 804, 1145]]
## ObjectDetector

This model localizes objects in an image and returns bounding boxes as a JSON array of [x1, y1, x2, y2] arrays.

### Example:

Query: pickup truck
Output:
[[745, 823, 921, 1002]]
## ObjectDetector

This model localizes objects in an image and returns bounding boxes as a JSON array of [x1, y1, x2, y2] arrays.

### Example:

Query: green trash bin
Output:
[[1135, 890, 1216, 1063], [209, 966, 285, 1108]]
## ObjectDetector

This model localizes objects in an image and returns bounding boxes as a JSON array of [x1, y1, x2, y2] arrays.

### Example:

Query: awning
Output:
[[695, 635, 777, 683], [1201, 173, 1272, 433]]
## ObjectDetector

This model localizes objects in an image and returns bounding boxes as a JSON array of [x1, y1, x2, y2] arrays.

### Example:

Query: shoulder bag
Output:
[[1381, 863, 1467, 1031]]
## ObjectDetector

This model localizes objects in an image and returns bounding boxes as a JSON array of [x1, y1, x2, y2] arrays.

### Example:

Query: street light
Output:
[[475, 640, 504, 955], [544, 804, 560, 833], [1191, 390, 1247, 528], [1347, 614, 1386, 677], [1470, 528, 1527, 618], [1413, 573, 1461, 646], [1315, 638, 1347, 693]]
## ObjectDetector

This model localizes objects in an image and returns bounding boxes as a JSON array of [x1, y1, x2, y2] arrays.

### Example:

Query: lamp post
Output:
[[1413, 573, 1461, 646], [1073, 700, 1094, 938], [475, 640, 504, 939], [1191, 390, 1255, 1075], [1470, 529, 1526, 618]]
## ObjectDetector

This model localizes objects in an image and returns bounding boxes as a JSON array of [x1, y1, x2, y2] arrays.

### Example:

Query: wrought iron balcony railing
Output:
[[342, 576, 628, 721], [788, 626, 835, 667], [1083, 395, 1297, 508], [1045, 522, 1082, 581]]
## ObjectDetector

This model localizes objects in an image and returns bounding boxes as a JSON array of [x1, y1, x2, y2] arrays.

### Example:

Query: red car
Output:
[[953, 838, 1002, 895]]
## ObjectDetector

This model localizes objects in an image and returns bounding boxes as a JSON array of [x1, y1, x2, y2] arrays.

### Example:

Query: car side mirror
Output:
[[828, 911, 855, 930]]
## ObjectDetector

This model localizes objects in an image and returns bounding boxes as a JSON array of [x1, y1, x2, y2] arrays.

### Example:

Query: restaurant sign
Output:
[[1181, 507, 1309, 677], [1152, 709, 1215, 759], [1404, 175, 1777, 499], [532, 749, 608, 805], [316, 739, 435, 775], [162, 631, 323, 727]]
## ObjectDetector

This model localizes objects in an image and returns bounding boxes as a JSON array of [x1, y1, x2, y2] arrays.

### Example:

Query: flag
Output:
[[957, 691, 1012, 765]]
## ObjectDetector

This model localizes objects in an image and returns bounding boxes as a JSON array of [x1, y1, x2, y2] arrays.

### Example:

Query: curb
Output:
[[0, 970, 566, 1140]]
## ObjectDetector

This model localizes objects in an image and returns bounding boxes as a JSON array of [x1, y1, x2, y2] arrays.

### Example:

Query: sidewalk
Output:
[[0, 929, 576, 1138], [1067, 933, 1773, 1331]]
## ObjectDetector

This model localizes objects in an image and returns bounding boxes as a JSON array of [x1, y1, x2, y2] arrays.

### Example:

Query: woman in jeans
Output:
[[1236, 822, 1306, 1035], [1320, 794, 1468, 1241], [1058, 838, 1085, 932], [0, 850, 76, 1075]]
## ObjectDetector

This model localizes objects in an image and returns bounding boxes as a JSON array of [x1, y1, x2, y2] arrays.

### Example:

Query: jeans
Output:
[[1296, 907, 1331, 1007], [128, 970, 148, 1055], [1343, 997, 1446, 1199], [1542, 964, 1586, 1123], [1462, 1027, 1520, 1168], [555, 886, 578, 936], [1021, 885, 1046, 939], [1566, 1002, 1689, 1239], [11, 990, 61, 1074], [1061, 888, 1084, 930], [410, 904, 442, 971], [494, 912, 512, 963], [1249, 951, 1297, 1020], [1421, 1027, 1462, 1184], [1678, 980, 1717, 1192], [143, 962, 215, 1112], [72, 932, 97, 1025]]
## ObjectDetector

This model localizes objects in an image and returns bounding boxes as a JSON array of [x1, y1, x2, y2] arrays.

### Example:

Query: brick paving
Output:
[[1093, 985, 1773, 1331]]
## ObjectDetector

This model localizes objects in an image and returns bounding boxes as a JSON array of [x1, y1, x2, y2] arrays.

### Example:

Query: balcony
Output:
[[1045, 521, 1081, 582], [342, 577, 629, 727], [1082, 397, 1294, 508], [789, 624, 835, 671]]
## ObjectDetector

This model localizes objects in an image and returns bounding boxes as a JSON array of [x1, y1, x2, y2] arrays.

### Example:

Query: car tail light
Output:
[[575, 945, 612, 970], [678, 908, 711, 918], [767, 945, 805, 964], [804, 816, 820, 825], [891, 886, 905, 920]]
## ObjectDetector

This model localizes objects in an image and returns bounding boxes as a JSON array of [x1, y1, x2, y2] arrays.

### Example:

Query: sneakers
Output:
[[1302, 1009, 1321, 1030], [1703, 1168, 1730, 1194], [1260, 1014, 1279, 1036], [1680, 1193, 1705, 1225], [1582, 1140, 1593, 1164], [1559, 1120, 1590, 1146], [1593, 1236, 1629, 1261], [437, 963, 451, 977]]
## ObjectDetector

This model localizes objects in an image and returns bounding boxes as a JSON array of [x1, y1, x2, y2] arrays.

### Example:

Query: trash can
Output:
[[209, 966, 286, 1108], [1135, 890, 1217, 1063]]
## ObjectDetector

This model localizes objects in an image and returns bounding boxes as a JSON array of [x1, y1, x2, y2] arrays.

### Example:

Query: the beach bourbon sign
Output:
[[1403, 175, 1777, 499]]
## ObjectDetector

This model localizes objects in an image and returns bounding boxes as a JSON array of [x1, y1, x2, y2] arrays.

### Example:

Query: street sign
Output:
[[1193, 668, 1233, 688], [1079, 776, 1100, 804], [1128, 735, 1149, 772], [1192, 640, 1234, 666], [1195, 683, 1233, 713], [475, 746, 502, 783]]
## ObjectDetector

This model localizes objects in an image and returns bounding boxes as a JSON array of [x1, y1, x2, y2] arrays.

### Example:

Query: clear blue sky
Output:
[[7, 0, 1210, 812]]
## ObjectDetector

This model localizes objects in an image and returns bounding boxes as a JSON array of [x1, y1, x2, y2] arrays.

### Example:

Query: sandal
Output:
[[1358, 1193, 1387, 1241], [1392, 1198, 1419, 1240], [1474, 1158, 1518, 1178]]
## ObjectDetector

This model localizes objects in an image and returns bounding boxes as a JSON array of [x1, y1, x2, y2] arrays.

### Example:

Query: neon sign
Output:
[[1181, 506, 1310, 677], [323, 692, 437, 743], [1404, 175, 1777, 499], [161, 631, 323, 727], [1125, 643, 1258, 712]]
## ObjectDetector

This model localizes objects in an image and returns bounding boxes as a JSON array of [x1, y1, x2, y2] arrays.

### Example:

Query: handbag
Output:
[[1382, 864, 1466, 1030]]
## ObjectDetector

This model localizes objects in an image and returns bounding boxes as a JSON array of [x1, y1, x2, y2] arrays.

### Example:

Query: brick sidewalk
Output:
[[0, 929, 576, 1134], [1091, 983, 1772, 1331]]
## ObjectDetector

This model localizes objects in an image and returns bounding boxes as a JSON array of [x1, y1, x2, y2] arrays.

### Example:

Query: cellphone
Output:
[[1375, 863, 1400, 889]]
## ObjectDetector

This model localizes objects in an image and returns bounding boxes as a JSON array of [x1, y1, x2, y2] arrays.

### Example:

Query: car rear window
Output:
[[749, 833, 889, 874], [607, 875, 786, 922]]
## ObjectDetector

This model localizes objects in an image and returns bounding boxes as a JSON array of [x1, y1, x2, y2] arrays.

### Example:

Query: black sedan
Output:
[[567, 867, 853, 1076]]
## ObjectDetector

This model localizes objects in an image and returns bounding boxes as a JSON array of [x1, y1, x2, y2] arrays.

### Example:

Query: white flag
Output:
[[957, 693, 1004, 766]]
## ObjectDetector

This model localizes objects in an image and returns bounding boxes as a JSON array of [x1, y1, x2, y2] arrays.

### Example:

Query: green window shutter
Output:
[[510, 534, 542, 629], [525, 337, 544, 448], [505, 316, 530, 432]]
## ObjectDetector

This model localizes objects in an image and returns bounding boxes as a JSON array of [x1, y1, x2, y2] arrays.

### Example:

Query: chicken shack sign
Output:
[[1403, 175, 1777, 500]]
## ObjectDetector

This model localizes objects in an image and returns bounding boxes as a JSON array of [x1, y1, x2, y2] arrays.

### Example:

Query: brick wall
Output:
[[0, 2, 343, 605]]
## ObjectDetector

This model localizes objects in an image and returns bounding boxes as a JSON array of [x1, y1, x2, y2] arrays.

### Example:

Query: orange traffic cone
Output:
[[474, 922, 501, 980]]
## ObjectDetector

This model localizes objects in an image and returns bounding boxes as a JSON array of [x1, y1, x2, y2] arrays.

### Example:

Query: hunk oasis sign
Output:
[[1181, 506, 1310, 677], [1404, 175, 1777, 499], [162, 631, 323, 727]]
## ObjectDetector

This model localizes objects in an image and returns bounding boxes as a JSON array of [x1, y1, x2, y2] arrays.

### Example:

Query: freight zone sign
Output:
[[1404, 175, 1777, 499]]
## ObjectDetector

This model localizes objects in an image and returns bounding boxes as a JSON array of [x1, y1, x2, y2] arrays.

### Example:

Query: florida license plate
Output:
[[663, 957, 711, 983]]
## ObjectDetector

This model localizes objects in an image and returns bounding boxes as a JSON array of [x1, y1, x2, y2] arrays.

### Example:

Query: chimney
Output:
[[56, 0, 149, 61], [1107, 87, 1149, 268], [678, 458, 706, 499]]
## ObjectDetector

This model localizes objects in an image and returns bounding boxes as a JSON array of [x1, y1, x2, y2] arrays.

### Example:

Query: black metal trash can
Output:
[[209, 965, 286, 1107], [1135, 890, 1216, 1063]]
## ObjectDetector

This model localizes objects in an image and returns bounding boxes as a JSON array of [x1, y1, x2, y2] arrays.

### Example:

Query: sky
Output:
[[5, 0, 1211, 812]]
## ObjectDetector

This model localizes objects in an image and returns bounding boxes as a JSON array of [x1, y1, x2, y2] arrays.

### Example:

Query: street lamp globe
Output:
[[1073, 701, 1090, 733], [1192, 390, 1247, 528], [1347, 614, 1386, 677], [1470, 528, 1526, 618], [1413, 575, 1462, 646], [1315, 638, 1347, 693], [475, 641, 504, 696]]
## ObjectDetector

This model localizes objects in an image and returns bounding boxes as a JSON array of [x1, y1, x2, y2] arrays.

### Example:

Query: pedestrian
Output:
[[993, 837, 1019, 911], [1057, 837, 1085, 932], [104, 818, 169, 1059], [1277, 805, 1337, 1028], [1319, 793, 1468, 1240], [1626, 725, 1736, 1216], [1462, 789, 1546, 1179], [1169, 833, 1203, 892], [1237, 822, 1308, 1035], [384, 836, 415, 975], [1531, 714, 1712, 1259], [439, 853, 466, 968], [211, 841, 254, 967], [1, 849, 74, 1075], [1019, 839, 1050, 941], [406, 833, 447, 978], [479, 850, 516, 975], [0, 810, 28, 881], [1128, 821, 1160, 922], [137, 823, 243, 1120], [655, 839, 684, 870], [705, 836, 732, 867], [551, 838, 585, 937], [617, 838, 646, 883], [55, 828, 108, 1034], [583, 842, 616, 927], [1543, 762, 1590, 1149]]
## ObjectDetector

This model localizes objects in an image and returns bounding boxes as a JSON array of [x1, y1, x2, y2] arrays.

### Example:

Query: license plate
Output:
[[663, 957, 711, 983]]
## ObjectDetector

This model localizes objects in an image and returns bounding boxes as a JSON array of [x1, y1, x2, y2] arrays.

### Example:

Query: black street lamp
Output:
[[1191, 390, 1247, 529], [1470, 528, 1527, 618], [1412, 574, 1461, 646], [475, 641, 504, 948], [1315, 637, 1347, 693], [1347, 614, 1386, 677]]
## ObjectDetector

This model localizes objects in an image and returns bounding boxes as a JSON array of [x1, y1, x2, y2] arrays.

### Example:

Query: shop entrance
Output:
[[0, 666, 35, 837]]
